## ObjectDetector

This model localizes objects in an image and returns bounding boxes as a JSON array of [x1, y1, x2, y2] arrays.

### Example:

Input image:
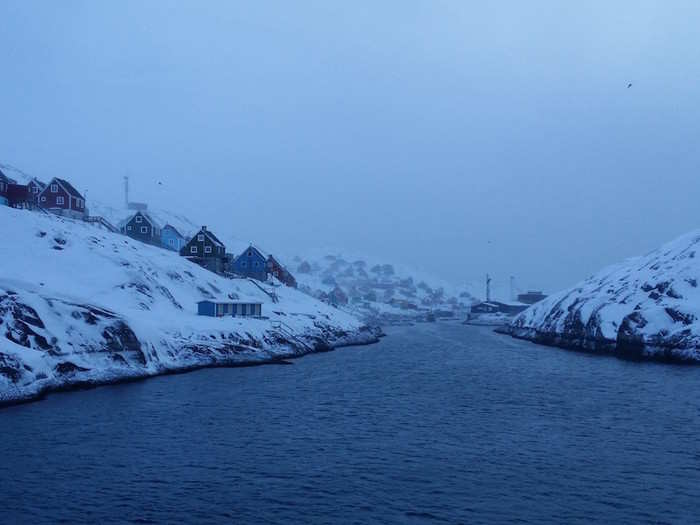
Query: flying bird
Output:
[[627, 83, 633, 88]]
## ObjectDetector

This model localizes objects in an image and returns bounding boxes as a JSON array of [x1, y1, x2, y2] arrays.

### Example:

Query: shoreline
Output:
[[0, 327, 382, 409], [498, 325, 700, 364]]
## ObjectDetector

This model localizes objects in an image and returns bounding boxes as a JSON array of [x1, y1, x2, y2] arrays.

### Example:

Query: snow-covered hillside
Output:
[[506, 229, 700, 361], [0, 207, 379, 404], [291, 253, 473, 324]]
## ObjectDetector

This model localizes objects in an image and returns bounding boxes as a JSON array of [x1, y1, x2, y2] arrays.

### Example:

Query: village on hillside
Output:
[[0, 169, 299, 318], [1, 166, 547, 324]]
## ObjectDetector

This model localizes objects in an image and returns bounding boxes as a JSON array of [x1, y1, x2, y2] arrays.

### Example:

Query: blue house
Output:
[[161, 224, 187, 252], [231, 245, 269, 281], [197, 300, 262, 318]]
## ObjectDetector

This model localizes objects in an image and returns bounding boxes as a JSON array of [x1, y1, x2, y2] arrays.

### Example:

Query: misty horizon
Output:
[[3, 1, 700, 294]]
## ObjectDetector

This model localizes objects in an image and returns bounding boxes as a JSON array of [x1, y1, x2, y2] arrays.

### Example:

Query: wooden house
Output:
[[328, 286, 349, 306], [267, 255, 297, 288], [180, 226, 226, 274], [0, 170, 13, 206], [161, 224, 187, 252], [197, 300, 262, 318], [231, 245, 269, 282], [38, 177, 86, 219], [120, 211, 161, 246], [7, 178, 46, 210]]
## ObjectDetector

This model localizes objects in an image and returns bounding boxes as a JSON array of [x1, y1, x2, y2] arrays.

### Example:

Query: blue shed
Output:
[[161, 224, 187, 252], [232, 245, 269, 281], [197, 301, 262, 318]]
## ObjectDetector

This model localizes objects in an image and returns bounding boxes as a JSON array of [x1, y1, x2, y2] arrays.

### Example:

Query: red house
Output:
[[267, 255, 297, 288], [38, 177, 86, 219], [7, 178, 45, 209], [0, 170, 12, 206]]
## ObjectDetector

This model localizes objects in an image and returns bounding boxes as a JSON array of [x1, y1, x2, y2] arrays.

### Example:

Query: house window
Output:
[[241, 261, 247, 268], [191, 246, 198, 254], [33, 186, 39, 194], [248, 251, 252, 257], [169, 239, 174, 246], [41, 196, 46, 202], [50, 184, 58, 193], [198, 234, 204, 242], [56, 196, 65, 205], [127, 226, 132, 231], [135, 216, 142, 223], [205, 246, 212, 254], [141, 226, 148, 233]]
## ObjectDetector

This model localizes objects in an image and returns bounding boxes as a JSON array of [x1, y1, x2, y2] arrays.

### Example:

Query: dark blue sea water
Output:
[[2, 324, 700, 524]]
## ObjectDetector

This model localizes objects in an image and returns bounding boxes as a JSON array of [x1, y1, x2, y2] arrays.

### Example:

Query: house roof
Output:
[[43, 177, 85, 200], [28, 177, 46, 189], [0, 169, 16, 184], [56, 178, 84, 199], [198, 227, 225, 248], [119, 211, 161, 230], [237, 244, 269, 260], [163, 224, 185, 239]]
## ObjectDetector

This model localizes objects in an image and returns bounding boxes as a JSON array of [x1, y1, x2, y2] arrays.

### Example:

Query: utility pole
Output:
[[486, 273, 492, 302]]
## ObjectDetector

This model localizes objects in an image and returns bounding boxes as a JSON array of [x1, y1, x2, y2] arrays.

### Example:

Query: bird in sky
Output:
[[627, 83, 633, 88]]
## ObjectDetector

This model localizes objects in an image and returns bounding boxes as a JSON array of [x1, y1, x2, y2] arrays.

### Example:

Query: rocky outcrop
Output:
[[504, 230, 700, 362]]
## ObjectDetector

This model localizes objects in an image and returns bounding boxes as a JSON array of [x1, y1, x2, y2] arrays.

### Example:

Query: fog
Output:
[[2, 1, 700, 294]]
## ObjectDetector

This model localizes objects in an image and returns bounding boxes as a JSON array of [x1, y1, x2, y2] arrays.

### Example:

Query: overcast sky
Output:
[[2, 1, 700, 294]]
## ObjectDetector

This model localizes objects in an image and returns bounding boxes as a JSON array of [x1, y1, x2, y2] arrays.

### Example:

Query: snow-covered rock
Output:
[[0, 206, 380, 404], [505, 229, 700, 361]]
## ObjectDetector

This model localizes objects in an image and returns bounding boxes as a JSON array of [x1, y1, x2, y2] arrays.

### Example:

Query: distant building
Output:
[[8, 178, 46, 209], [161, 224, 187, 252], [120, 211, 161, 246], [231, 245, 269, 282], [38, 177, 86, 219], [517, 291, 547, 305], [470, 301, 528, 315], [328, 286, 349, 306], [180, 226, 226, 274], [0, 170, 15, 206], [197, 300, 262, 318], [267, 255, 297, 288]]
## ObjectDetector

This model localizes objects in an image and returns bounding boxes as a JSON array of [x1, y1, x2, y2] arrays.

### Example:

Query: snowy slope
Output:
[[291, 253, 473, 324], [0, 207, 379, 404], [506, 229, 700, 361]]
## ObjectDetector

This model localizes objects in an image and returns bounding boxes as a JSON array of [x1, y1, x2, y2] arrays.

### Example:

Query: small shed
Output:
[[197, 300, 262, 318]]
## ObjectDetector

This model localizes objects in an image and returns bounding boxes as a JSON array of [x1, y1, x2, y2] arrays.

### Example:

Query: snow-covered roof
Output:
[[235, 244, 268, 261], [118, 211, 161, 230], [162, 224, 185, 239], [49, 178, 84, 200], [194, 227, 225, 248]]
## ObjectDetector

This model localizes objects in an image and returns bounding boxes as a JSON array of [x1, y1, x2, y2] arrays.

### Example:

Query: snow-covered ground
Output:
[[505, 229, 700, 361], [290, 252, 474, 324], [0, 206, 379, 405]]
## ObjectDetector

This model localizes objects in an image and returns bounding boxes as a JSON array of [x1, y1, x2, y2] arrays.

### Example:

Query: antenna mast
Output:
[[486, 274, 492, 302], [124, 176, 129, 208]]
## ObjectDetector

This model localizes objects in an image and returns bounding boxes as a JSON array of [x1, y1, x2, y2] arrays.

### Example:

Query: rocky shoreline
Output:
[[0, 323, 382, 407], [498, 325, 700, 363]]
